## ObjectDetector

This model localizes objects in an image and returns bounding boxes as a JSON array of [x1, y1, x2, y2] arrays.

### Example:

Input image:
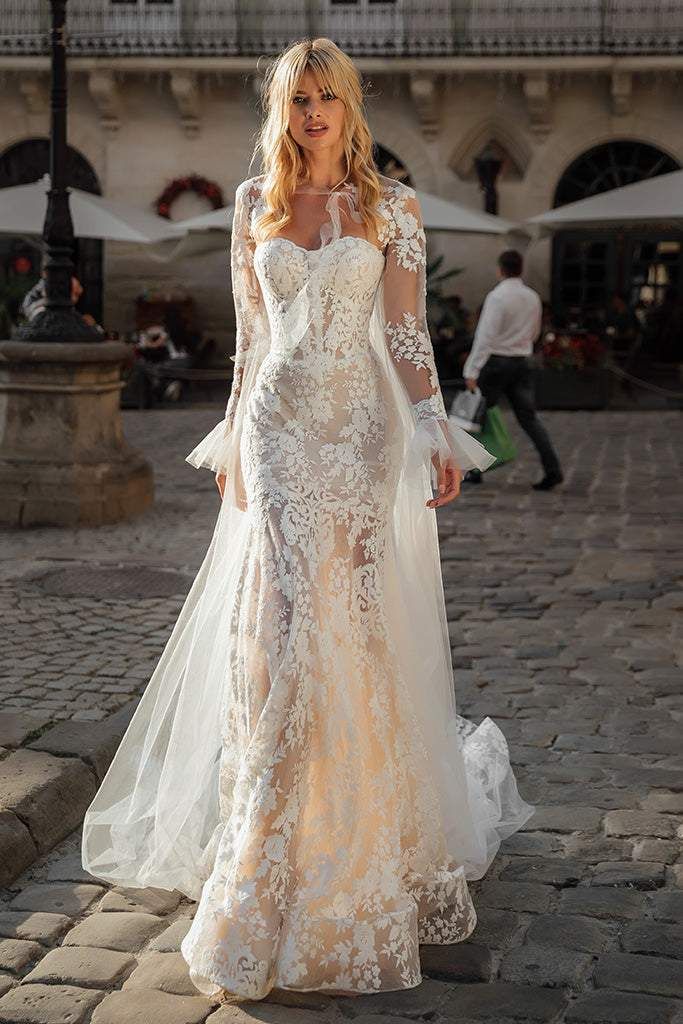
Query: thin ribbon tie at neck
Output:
[[320, 188, 363, 248]]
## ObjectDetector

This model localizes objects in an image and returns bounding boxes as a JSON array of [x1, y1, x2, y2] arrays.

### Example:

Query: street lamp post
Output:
[[17, 0, 100, 343], [0, 0, 154, 526]]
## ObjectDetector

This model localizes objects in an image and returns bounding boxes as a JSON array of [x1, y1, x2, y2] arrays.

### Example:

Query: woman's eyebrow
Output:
[[293, 87, 329, 97]]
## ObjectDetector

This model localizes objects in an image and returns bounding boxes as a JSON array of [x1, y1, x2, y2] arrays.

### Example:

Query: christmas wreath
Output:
[[155, 174, 224, 219]]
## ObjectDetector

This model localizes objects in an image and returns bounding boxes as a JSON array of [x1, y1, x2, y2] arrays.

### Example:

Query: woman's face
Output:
[[288, 69, 345, 157]]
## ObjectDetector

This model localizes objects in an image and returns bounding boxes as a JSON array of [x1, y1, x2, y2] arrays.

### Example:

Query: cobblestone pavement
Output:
[[1, 406, 682, 1023]]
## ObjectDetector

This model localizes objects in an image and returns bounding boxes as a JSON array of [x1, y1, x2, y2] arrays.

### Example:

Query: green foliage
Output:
[[425, 252, 466, 334]]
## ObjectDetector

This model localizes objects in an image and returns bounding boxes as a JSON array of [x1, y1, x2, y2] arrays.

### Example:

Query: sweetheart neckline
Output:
[[255, 236, 385, 260]]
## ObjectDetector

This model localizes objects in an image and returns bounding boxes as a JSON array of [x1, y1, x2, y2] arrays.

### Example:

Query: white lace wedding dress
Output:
[[82, 173, 533, 999]]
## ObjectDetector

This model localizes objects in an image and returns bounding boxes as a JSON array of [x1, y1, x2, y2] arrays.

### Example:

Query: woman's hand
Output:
[[426, 455, 461, 509], [215, 472, 226, 499]]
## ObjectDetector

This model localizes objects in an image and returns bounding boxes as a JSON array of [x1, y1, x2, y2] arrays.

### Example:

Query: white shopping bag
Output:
[[449, 387, 487, 434]]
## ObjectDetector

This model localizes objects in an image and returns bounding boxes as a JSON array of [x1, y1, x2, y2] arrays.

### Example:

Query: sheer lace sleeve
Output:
[[224, 180, 268, 429], [186, 178, 271, 478], [378, 183, 496, 480]]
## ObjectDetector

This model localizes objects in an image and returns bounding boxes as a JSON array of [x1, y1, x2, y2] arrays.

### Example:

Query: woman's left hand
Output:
[[426, 455, 461, 509]]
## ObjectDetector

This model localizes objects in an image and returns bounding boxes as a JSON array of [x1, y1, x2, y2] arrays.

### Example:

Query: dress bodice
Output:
[[254, 235, 386, 360]]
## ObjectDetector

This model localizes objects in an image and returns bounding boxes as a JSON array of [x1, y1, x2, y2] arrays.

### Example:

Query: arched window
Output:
[[554, 140, 678, 208], [551, 141, 681, 344], [0, 139, 103, 324], [372, 143, 413, 187]]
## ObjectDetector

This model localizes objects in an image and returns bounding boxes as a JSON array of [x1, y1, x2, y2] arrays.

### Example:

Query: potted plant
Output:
[[535, 329, 610, 409], [425, 255, 469, 384]]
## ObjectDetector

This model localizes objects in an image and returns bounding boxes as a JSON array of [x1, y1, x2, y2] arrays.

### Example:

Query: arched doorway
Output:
[[0, 139, 103, 326], [551, 141, 682, 366], [373, 143, 413, 187]]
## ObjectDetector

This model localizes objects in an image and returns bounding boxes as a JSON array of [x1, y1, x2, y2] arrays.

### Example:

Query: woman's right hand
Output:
[[426, 455, 461, 509], [215, 473, 226, 499]]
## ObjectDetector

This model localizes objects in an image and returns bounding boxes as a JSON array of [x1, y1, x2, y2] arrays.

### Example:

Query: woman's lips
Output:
[[305, 124, 328, 136]]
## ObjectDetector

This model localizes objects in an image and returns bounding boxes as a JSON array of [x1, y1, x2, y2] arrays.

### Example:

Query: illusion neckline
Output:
[[293, 181, 357, 196], [255, 235, 385, 260]]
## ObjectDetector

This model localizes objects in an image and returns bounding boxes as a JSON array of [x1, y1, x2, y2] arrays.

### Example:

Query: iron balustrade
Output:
[[1, 1, 681, 57]]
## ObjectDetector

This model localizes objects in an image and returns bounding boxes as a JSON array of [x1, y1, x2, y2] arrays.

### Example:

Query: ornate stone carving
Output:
[[523, 72, 552, 137], [19, 76, 48, 117], [449, 121, 530, 181], [88, 70, 122, 134], [409, 73, 441, 140], [170, 71, 202, 138], [611, 71, 632, 117]]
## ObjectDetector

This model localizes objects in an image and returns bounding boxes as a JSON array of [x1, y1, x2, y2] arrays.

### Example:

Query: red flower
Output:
[[13, 255, 32, 274]]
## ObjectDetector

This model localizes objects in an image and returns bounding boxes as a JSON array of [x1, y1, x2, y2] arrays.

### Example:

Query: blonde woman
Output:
[[82, 38, 532, 1002]]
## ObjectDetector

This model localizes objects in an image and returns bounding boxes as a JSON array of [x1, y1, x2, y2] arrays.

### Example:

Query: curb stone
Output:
[[0, 702, 138, 887]]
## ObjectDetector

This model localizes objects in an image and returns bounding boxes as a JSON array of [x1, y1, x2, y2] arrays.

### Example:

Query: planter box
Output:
[[535, 366, 610, 410]]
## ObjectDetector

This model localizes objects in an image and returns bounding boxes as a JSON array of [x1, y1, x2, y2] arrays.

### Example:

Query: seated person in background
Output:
[[20, 272, 105, 335], [603, 293, 640, 356]]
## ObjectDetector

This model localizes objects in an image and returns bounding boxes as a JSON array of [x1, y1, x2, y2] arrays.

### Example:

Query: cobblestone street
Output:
[[1, 406, 681, 1024]]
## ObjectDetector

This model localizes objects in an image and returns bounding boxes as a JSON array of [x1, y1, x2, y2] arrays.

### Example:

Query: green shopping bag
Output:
[[477, 405, 517, 470]]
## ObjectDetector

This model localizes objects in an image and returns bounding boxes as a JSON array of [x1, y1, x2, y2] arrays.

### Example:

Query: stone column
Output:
[[0, 341, 153, 527]]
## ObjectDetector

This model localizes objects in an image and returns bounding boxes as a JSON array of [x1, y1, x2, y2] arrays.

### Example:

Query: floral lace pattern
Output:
[[179, 175, 509, 1000]]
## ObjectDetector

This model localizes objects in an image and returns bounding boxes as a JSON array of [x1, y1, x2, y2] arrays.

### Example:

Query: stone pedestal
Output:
[[0, 341, 154, 527]]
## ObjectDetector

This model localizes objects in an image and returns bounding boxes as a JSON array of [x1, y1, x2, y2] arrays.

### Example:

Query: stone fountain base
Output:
[[0, 340, 154, 527]]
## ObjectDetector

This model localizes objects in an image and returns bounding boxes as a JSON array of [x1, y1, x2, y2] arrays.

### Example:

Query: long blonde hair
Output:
[[252, 37, 385, 242]]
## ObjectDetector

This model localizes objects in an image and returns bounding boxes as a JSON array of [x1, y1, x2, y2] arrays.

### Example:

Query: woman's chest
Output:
[[254, 236, 385, 306]]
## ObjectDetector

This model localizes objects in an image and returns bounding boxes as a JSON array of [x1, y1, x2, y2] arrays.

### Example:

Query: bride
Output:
[[82, 36, 533, 1001]]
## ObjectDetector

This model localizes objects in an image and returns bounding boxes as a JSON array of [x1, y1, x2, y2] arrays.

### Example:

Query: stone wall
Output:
[[1, 66, 682, 354]]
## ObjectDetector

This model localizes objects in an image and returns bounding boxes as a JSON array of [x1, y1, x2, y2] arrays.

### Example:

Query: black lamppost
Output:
[[17, 0, 100, 343], [474, 146, 503, 217]]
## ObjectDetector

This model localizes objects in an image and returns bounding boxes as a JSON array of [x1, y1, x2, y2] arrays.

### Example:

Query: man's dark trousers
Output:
[[478, 354, 561, 477]]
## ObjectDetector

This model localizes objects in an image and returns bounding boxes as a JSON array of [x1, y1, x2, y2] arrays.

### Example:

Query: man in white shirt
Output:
[[463, 250, 563, 491]]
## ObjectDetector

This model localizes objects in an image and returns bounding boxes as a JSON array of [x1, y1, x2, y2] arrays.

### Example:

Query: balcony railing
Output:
[[1, 1, 682, 58]]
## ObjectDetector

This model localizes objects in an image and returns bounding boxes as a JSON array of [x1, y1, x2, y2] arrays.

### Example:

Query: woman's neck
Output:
[[300, 151, 347, 191]]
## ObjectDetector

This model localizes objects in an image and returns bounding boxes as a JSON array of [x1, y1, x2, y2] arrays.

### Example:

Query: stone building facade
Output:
[[0, 1, 682, 354]]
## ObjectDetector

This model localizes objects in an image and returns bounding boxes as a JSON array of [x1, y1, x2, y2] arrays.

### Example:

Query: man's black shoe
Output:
[[463, 469, 483, 485], [532, 473, 563, 491]]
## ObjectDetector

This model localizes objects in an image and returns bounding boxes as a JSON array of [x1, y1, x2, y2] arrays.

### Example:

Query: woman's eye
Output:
[[323, 93, 336, 101]]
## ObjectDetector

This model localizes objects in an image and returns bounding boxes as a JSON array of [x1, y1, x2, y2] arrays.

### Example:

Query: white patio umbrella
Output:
[[418, 189, 519, 235], [175, 190, 517, 234], [0, 175, 181, 243], [147, 187, 519, 262], [529, 169, 683, 235]]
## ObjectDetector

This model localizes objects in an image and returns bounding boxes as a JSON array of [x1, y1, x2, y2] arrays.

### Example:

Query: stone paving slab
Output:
[[0, 938, 44, 974], [0, 408, 682, 1022], [0, 714, 52, 750], [0, 750, 96, 879], [62, 912, 166, 953], [99, 887, 181, 916], [89, 988, 215, 1024], [22, 946, 135, 989], [121, 951, 201, 995], [0, 911, 72, 945], [147, 916, 193, 953], [0, 981, 104, 1023], [8, 884, 105, 918], [0, 811, 37, 888], [27, 703, 138, 783]]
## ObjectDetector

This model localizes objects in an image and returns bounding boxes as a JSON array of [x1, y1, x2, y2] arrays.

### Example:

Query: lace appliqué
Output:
[[414, 395, 447, 422], [180, 175, 481, 998]]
